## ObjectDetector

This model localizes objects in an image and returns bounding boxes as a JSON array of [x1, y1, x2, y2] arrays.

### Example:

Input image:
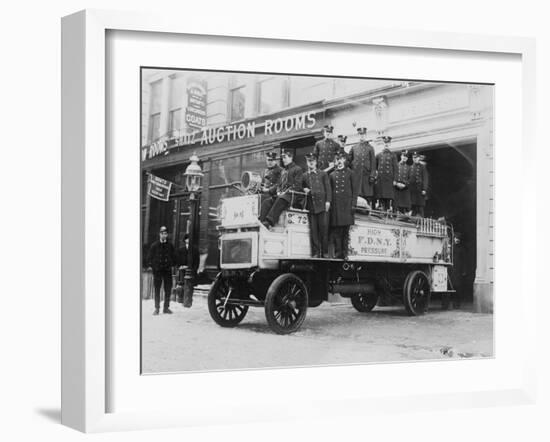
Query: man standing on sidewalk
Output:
[[146, 225, 177, 315]]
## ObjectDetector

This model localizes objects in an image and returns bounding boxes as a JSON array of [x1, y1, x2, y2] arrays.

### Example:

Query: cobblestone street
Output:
[[142, 295, 493, 373]]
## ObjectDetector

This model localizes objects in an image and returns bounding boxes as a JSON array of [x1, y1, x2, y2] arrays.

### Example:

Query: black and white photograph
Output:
[[140, 69, 494, 373]]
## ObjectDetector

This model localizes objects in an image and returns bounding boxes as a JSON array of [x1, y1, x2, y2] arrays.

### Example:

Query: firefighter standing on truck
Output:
[[303, 152, 332, 258], [329, 150, 357, 259], [313, 125, 340, 172], [394, 150, 412, 214], [348, 126, 376, 208], [410, 151, 429, 217], [375, 136, 398, 211]]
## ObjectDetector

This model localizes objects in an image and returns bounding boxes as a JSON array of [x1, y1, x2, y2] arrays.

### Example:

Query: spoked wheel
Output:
[[207, 275, 249, 327], [351, 292, 379, 312], [403, 270, 431, 316], [265, 274, 308, 334]]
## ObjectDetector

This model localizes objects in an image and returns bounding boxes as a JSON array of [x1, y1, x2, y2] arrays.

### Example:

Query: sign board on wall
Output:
[[185, 78, 207, 130]]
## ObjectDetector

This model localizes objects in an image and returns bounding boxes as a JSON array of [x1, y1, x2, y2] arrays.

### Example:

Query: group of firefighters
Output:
[[258, 124, 430, 259]]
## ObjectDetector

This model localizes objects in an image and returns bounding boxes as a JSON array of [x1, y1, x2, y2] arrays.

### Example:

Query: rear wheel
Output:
[[403, 270, 430, 316], [351, 292, 379, 312], [208, 275, 249, 327], [265, 273, 308, 334]]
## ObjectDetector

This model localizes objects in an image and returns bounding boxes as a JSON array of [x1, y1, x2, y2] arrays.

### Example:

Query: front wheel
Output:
[[265, 274, 308, 334], [403, 270, 430, 316], [208, 275, 249, 327], [351, 292, 379, 312]]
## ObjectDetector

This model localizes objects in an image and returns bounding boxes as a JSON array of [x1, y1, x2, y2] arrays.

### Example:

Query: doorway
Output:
[[417, 142, 477, 302]]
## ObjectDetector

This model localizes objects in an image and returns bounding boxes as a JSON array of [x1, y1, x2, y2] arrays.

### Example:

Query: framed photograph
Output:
[[61, 9, 536, 432]]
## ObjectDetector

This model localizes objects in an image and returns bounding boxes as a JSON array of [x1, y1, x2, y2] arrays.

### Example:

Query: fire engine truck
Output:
[[207, 172, 455, 334]]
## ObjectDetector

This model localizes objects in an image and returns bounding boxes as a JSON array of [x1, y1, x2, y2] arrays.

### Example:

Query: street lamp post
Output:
[[182, 153, 203, 308]]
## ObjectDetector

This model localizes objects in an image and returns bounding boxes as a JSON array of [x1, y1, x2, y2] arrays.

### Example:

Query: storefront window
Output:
[[242, 150, 269, 175], [210, 156, 242, 186]]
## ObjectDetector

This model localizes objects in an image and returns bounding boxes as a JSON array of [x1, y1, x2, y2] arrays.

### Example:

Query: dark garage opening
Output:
[[418, 142, 477, 302]]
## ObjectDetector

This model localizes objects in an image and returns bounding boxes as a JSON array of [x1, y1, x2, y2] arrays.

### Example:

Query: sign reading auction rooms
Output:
[[142, 110, 319, 161]]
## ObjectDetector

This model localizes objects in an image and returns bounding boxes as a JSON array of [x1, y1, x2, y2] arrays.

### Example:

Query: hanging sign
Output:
[[147, 174, 172, 201]]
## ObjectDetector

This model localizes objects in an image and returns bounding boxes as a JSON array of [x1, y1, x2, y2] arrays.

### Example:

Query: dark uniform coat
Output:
[[394, 162, 411, 209], [409, 162, 429, 207], [348, 140, 376, 198], [302, 169, 332, 214], [313, 138, 341, 171], [262, 164, 282, 194], [271, 162, 304, 205], [329, 167, 356, 226], [375, 148, 399, 199], [146, 240, 177, 273]]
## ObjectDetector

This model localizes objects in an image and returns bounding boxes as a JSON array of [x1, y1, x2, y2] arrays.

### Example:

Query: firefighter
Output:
[[260, 151, 282, 202], [329, 150, 357, 259], [410, 152, 429, 217], [374, 136, 398, 211], [394, 150, 412, 214], [259, 149, 304, 229], [313, 124, 340, 172], [302, 153, 332, 258], [348, 126, 376, 208]]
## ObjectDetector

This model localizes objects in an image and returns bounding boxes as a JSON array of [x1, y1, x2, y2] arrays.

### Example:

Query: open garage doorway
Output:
[[417, 142, 477, 303]]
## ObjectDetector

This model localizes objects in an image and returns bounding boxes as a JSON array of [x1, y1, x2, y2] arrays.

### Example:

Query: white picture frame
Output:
[[61, 9, 537, 433]]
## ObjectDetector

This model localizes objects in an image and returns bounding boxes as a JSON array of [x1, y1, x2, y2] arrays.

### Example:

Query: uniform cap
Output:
[[281, 149, 294, 158], [337, 135, 348, 143], [334, 150, 347, 159], [412, 151, 419, 158], [382, 136, 392, 143], [400, 150, 409, 156], [357, 127, 367, 135], [305, 152, 317, 161], [159, 226, 168, 233], [265, 151, 278, 160], [323, 125, 334, 133]]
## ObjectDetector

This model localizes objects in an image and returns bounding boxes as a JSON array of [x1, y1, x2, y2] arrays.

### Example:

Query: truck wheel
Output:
[[403, 270, 430, 316], [208, 275, 249, 327], [265, 274, 308, 334], [351, 292, 379, 312]]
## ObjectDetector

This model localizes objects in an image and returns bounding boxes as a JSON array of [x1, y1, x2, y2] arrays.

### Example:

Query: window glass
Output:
[[150, 80, 162, 114], [257, 76, 288, 114], [242, 151, 269, 175], [289, 77, 332, 107], [170, 76, 186, 110], [209, 156, 242, 186], [149, 113, 161, 142], [168, 108, 181, 135], [229, 86, 246, 121]]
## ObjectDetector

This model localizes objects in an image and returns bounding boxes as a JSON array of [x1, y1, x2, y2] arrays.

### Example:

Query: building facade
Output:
[[141, 69, 494, 312]]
